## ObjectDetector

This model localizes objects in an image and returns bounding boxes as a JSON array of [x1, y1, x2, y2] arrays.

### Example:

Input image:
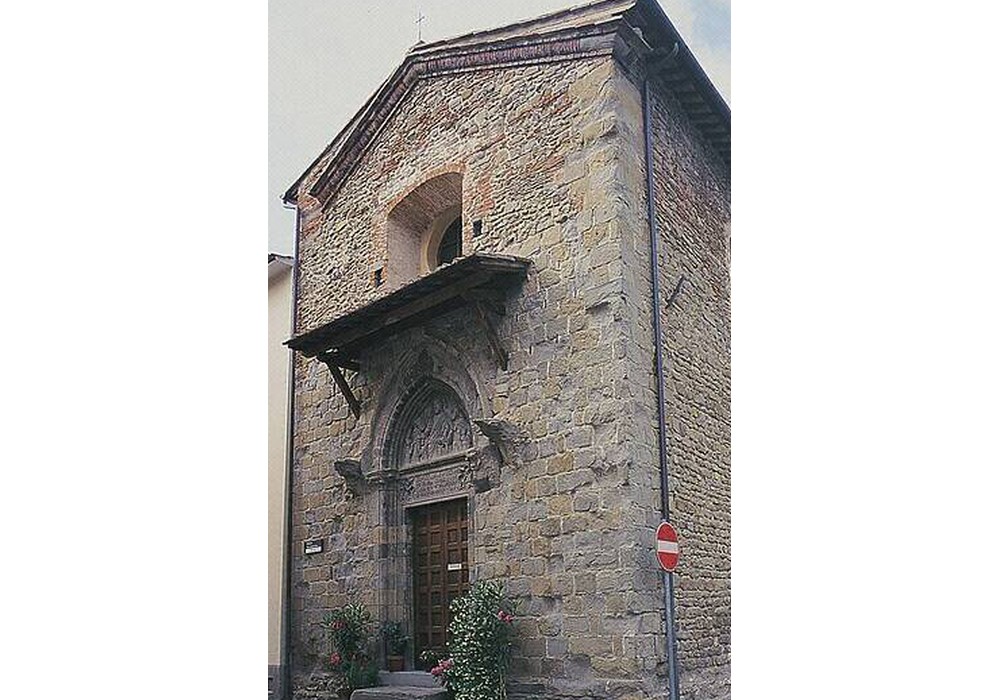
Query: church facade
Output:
[[281, 1, 730, 698]]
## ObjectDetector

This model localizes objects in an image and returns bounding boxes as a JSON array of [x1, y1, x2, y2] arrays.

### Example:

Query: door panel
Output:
[[412, 498, 469, 662]]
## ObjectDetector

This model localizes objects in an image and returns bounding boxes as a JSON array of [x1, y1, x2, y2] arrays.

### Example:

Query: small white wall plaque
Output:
[[447, 562, 462, 571], [304, 539, 324, 555]]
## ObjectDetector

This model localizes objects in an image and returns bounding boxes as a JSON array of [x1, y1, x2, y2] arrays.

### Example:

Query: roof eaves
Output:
[[412, 0, 637, 54], [623, 0, 729, 160]]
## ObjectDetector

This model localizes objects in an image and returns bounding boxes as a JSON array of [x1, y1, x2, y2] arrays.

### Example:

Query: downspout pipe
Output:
[[642, 61, 682, 700], [280, 203, 301, 700]]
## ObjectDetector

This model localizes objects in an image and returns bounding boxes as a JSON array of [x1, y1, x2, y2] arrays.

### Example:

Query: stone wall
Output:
[[612, 58, 733, 700], [290, 56, 672, 700], [650, 73, 731, 700], [288, 47, 729, 700]]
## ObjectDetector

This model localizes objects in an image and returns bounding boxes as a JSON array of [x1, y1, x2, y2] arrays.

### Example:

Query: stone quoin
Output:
[[280, 1, 730, 698]]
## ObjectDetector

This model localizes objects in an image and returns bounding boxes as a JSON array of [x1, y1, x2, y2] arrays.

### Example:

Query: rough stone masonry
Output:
[[282, 2, 730, 698]]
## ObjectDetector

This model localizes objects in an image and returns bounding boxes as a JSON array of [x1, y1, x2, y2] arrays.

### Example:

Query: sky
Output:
[[269, 0, 730, 255]]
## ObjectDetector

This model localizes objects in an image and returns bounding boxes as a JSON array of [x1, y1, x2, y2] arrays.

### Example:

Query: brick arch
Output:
[[384, 171, 464, 287], [382, 165, 465, 215]]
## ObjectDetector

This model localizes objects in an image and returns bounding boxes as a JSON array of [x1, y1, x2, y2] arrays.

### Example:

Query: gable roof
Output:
[[412, 0, 638, 52], [284, 0, 729, 207]]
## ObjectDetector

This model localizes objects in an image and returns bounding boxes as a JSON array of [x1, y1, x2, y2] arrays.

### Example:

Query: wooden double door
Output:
[[411, 498, 470, 662]]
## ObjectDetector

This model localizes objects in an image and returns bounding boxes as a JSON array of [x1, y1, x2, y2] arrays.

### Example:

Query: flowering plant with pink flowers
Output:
[[430, 580, 518, 700], [322, 603, 377, 694], [429, 656, 454, 679]]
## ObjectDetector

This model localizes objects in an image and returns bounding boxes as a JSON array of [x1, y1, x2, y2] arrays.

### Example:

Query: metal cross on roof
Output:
[[415, 9, 426, 42]]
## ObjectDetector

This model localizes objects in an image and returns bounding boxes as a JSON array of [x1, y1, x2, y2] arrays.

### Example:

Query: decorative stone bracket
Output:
[[474, 419, 523, 464], [465, 419, 525, 492], [333, 458, 366, 498]]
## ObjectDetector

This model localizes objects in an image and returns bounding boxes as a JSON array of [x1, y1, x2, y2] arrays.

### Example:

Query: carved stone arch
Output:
[[385, 378, 473, 470], [366, 333, 490, 474]]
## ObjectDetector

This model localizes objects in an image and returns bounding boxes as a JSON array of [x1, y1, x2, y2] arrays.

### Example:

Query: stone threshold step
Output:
[[350, 687, 447, 700], [378, 671, 439, 688]]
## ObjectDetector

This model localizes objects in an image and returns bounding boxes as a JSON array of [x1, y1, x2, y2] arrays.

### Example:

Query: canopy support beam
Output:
[[319, 352, 361, 418]]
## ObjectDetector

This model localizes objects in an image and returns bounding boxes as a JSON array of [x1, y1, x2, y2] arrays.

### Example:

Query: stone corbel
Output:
[[466, 419, 524, 492], [474, 419, 523, 465], [333, 458, 366, 498]]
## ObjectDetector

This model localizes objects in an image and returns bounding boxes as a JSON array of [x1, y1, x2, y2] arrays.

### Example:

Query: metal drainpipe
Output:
[[280, 203, 301, 700], [643, 73, 682, 699]]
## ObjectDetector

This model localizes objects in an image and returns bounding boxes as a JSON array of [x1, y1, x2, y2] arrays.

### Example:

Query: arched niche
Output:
[[385, 172, 463, 287]]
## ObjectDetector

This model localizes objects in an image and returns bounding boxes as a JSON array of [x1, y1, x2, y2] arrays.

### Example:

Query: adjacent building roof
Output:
[[284, 0, 729, 207], [268, 253, 293, 280]]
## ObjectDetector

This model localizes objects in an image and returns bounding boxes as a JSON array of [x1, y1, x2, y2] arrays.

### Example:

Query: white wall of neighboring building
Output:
[[268, 255, 293, 678]]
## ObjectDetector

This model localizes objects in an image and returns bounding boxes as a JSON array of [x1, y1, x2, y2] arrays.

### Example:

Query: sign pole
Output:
[[656, 521, 681, 697], [663, 570, 680, 698]]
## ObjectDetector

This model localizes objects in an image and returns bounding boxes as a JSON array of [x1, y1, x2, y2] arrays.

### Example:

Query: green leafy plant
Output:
[[429, 580, 518, 700], [381, 620, 409, 656], [419, 647, 447, 672], [323, 603, 378, 694]]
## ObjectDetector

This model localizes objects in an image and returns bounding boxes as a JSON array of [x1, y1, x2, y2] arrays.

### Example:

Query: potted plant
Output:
[[381, 620, 408, 672]]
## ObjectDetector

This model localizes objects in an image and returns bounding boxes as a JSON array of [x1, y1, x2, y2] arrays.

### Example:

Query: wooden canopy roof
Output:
[[285, 254, 530, 361]]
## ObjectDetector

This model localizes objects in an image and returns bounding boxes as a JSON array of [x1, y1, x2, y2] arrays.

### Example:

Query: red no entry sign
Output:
[[656, 521, 679, 572]]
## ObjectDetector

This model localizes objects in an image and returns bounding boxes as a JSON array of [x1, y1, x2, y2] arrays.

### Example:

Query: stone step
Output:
[[350, 686, 447, 700], [377, 671, 439, 688]]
